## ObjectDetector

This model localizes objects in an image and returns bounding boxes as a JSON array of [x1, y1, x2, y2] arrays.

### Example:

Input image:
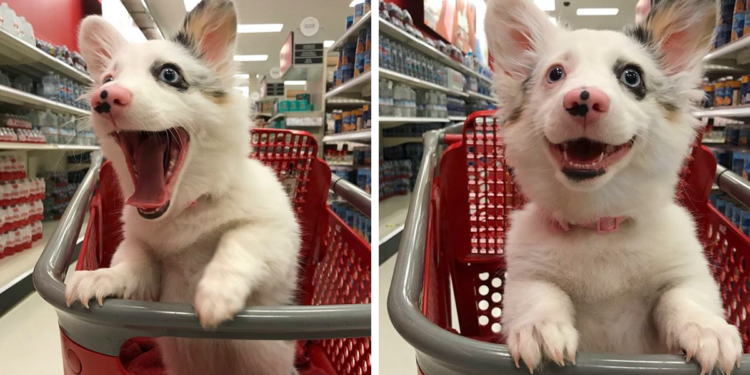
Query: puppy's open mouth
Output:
[[547, 137, 635, 181], [112, 128, 190, 219]]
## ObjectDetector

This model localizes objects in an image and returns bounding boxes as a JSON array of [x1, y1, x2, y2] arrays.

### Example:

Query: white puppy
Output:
[[485, 0, 743, 373], [65, 1, 300, 374]]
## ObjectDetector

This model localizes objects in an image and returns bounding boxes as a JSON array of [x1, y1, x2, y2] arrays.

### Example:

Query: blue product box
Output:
[[734, 206, 744, 226], [733, 152, 745, 175], [742, 211, 750, 234], [717, 197, 727, 213], [726, 201, 736, 219]]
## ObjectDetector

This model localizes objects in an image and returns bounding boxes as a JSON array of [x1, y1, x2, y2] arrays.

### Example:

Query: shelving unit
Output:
[[325, 70, 372, 100], [380, 69, 467, 97], [323, 129, 372, 143], [0, 85, 89, 117], [466, 91, 496, 102], [704, 36, 750, 64], [379, 19, 493, 85], [0, 28, 91, 84], [694, 106, 750, 118], [268, 111, 324, 124], [448, 116, 467, 122], [327, 12, 372, 53]]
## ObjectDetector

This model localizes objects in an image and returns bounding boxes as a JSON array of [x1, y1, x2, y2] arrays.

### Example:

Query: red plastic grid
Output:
[[311, 209, 372, 375], [430, 111, 749, 349]]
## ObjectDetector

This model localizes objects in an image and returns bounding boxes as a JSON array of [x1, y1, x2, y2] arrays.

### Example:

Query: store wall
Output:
[[4, 0, 101, 51]]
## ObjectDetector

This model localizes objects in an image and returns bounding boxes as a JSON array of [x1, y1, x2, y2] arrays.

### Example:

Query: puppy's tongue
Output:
[[126, 137, 168, 209]]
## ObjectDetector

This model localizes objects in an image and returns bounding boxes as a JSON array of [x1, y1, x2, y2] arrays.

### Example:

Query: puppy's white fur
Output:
[[485, 0, 743, 373], [65, 1, 300, 374]]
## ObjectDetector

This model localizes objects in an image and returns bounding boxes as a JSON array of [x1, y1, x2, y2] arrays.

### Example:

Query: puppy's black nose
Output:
[[580, 90, 590, 100], [100, 90, 108, 99]]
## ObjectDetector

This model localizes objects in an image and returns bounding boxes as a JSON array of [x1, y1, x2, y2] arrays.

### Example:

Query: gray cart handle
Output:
[[388, 127, 750, 375], [34, 153, 370, 357], [331, 174, 371, 218]]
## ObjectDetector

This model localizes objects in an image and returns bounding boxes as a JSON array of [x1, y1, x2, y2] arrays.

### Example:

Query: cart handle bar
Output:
[[331, 174, 371, 218], [716, 164, 750, 208], [387, 126, 750, 374], [34, 153, 370, 345]]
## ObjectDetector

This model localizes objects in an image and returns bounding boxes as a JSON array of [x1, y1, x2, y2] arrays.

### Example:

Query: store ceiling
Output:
[[546, 0, 638, 31], [144, 0, 354, 77]]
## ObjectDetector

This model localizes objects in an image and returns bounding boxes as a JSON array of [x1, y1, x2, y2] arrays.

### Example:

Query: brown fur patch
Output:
[[204, 90, 229, 105]]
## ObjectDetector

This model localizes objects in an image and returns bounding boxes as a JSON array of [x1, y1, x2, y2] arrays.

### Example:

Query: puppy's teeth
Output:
[[563, 151, 569, 161], [597, 153, 604, 163]]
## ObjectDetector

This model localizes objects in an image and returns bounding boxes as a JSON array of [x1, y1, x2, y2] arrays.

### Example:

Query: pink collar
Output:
[[552, 216, 627, 234]]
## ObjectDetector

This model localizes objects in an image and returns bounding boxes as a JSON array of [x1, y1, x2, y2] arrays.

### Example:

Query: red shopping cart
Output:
[[388, 111, 750, 374], [34, 129, 371, 375]]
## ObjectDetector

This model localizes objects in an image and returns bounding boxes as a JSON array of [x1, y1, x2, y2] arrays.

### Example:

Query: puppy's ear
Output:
[[635, 0, 651, 24], [642, 0, 717, 75], [78, 16, 128, 81], [174, 0, 238, 77], [485, 0, 556, 80]]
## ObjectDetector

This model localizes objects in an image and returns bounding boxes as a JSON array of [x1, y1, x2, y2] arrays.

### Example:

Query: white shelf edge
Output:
[[322, 129, 372, 143], [325, 70, 372, 100], [467, 91, 498, 103], [0, 84, 90, 116], [0, 28, 92, 84], [380, 69, 467, 97], [448, 116, 467, 121], [0, 142, 99, 151], [693, 106, 750, 118], [268, 111, 324, 123], [327, 12, 372, 53], [704, 37, 750, 62], [380, 117, 449, 128]]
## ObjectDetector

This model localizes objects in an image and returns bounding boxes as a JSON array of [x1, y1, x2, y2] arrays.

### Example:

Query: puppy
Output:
[[485, 0, 743, 373], [65, 1, 300, 374]]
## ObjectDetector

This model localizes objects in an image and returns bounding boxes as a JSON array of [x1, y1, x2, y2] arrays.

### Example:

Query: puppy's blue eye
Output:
[[159, 67, 181, 84], [621, 68, 641, 87], [547, 66, 565, 83]]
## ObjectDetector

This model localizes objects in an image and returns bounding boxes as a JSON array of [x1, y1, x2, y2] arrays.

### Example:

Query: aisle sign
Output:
[[266, 83, 285, 96], [294, 43, 324, 65], [300, 17, 320, 37]]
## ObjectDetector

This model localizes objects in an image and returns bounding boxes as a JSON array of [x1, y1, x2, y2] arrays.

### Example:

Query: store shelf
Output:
[[327, 12, 372, 52], [380, 117, 449, 129], [325, 70, 372, 100], [326, 97, 370, 108], [380, 19, 493, 85], [380, 68, 467, 97], [0, 142, 98, 151], [0, 84, 89, 116], [704, 37, 750, 64], [0, 217, 88, 296], [693, 106, 750, 118], [382, 137, 422, 148], [0, 28, 91, 84], [268, 111, 324, 123], [449, 116, 467, 122], [323, 129, 371, 143], [467, 91, 497, 103], [255, 112, 272, 117]]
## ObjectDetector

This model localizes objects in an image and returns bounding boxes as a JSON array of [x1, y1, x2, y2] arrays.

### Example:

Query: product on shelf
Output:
[[0, 110, 97, 146], [711, 191, 750, 237], [0, 69, 91, 111], [42, 171, 80, 222], [333, 27, 372, 89], [383, 123, 445, 137], [327, 106, 371, 134], [0, 154, 45, 259], [331, 201, 370, 242]]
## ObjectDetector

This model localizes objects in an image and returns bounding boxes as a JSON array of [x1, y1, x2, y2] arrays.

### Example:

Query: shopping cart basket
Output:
[[388, 111, 750, 374], [34, 129, 371, 375]]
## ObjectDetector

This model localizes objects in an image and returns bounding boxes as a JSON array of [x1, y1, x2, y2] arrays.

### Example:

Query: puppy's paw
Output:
[[194, 270, 249, 328], [673, 316, 742, 375], [506, 320, 579, 373], [65, 267, 153, 308]]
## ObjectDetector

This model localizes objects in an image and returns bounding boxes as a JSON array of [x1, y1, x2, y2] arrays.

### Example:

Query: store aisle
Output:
[[379, 255, 417, 374], [0, 292, 62, 375]]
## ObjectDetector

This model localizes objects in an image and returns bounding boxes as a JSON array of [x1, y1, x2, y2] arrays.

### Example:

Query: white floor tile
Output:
[[379, 255, 418, 374]]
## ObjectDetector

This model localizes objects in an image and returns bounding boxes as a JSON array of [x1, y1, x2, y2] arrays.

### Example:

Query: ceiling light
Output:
[[349, 0, 364, 7], [184, 0, 201, 12], [284, 80, 306, 85], [324, 40, 335, 47], [256, 74, 260, 78], [235, 87, 249, 97], [235, 74, 250, 79], [234, 55, 269, 62], [534, 0, 555, 12], [549, 17, 557, 25], [577, 8, 619, 16], [237, 24, 284, 33]]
